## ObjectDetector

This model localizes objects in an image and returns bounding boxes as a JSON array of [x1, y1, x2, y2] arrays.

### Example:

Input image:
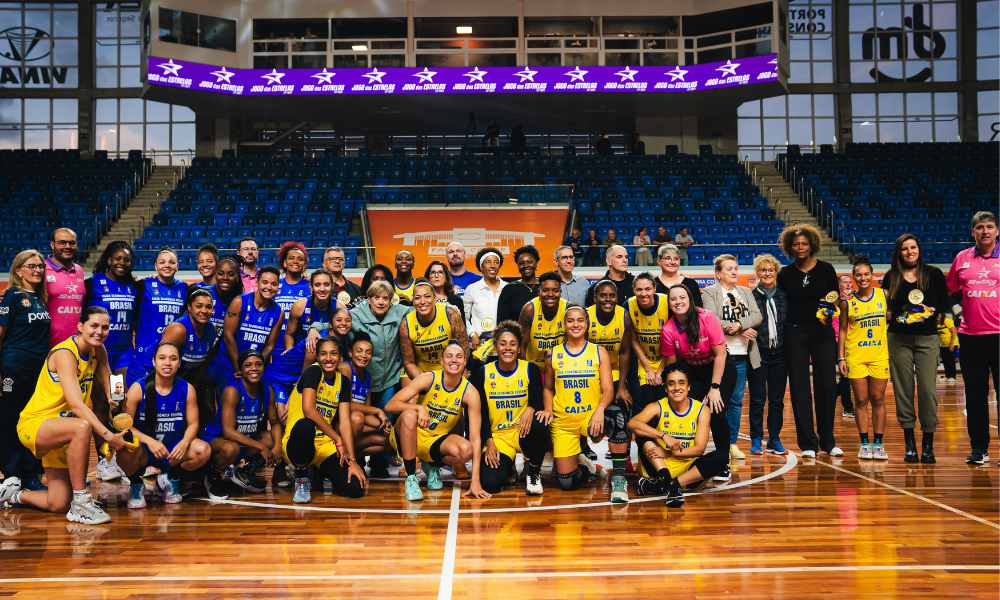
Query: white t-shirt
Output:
[[720, 287, 751, 355]]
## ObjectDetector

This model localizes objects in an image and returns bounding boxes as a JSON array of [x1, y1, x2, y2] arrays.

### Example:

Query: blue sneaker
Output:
[[422, 461, 442, 490], [404, 474, 423, 501], [766, 439, 788, 455], [23, 477, 47, 491], [293, 477, 312, 504], [750, 438, 763, 456], [127, 482, 146, 509]]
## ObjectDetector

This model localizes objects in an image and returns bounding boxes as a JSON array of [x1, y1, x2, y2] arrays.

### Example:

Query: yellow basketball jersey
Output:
[[587, 304, 625, 381], [417, 370, 468, 442], [283, 366, 345, 448], [394, 278, 414, 299], [21, 337, 97, 422], [551, 342, 602, 423], [654, 397, 704, 477], [845, 288, 889, 363], [482, 360, 531, 434], [525, 297, 567, 368], [404, 304, 452, 373], [627, 294, 671, 384]]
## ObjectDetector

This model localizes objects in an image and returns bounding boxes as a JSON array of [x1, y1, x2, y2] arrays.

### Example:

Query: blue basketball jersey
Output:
[[133, 277, 187, 362], [209, 292, 282, 380], [173, 313, 216, 379], [296, 296, 337, 344], [349, 363, 372, 404], [202, 379, 269, 441], [136, 377, 188, 448], [273, 278, 310, 351], [88, 273, 136, 350], [207, 284, 232, 342]]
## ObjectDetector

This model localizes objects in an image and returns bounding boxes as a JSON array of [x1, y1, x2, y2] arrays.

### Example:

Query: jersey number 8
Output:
[[574, 391, 582, 404]]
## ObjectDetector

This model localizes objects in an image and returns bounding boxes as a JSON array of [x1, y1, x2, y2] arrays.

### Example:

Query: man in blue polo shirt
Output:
[[446, 242, 482, 298]]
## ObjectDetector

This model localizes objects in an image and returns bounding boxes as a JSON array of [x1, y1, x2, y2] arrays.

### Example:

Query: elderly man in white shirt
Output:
[[464, 247, 508, 348]]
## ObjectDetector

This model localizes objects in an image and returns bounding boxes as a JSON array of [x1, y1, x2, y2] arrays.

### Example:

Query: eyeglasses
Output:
[[757, 268, 775, 275], [325, 257, 345, 263], [557, 255, 575, 262], [53, 240, 77, 247], [22, 263, 45, 271]]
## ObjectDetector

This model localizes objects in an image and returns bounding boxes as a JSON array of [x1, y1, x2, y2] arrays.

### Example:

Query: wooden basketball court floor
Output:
[[0, 379, 996, 599]]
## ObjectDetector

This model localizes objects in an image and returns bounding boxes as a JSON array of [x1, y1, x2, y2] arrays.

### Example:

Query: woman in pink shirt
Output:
[[660, 284, 737, 482]]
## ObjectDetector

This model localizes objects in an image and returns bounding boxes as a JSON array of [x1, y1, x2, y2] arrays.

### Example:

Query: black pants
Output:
[[636, 447, 729, 491], [686, 356, 738, 454], [784, 324, 838, 453], [480, 420, 550, 494], [285, 418, 364, 498], [960, 333, 999, 452], [0, 365, 43, 480], [837, 374, 853, 413], [748, 347, 787, 441], [940, 347, 957, 379]]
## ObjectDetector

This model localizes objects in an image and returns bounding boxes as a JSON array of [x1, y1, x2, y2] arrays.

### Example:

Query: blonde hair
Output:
[[779, 223, 823, 258], [752, 254, 781, 275], [9, 250, 47, 304], [657, 244, 680, 260], [713, 254, 738, 272], [366, 280, 394, 299]]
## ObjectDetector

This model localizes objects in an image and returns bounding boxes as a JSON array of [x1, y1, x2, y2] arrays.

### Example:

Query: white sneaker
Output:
[[96, 457, 120, 482], [802, 450, 817, 458], [525, 472, 543, 496], [109, 455, 130, 485], [946, 377, 957, 384], [156, 474, 182, 504], [576, 454, 607, 479], [729, 444, 745, 459], [828, 446, 844, 457], [0, 477, 21, 507], [67, 493, 111, 525]]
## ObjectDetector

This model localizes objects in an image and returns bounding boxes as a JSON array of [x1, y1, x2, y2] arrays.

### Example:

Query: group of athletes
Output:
[[0, 221, 947, 526]]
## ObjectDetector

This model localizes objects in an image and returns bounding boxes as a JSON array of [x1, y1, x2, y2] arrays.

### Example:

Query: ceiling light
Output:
[[456, 26, 472, 34], [352, 44, 368, 51]]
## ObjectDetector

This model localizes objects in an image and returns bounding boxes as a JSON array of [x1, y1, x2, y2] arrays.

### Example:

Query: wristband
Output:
[[710, 383, 720, 390], [837, 358, 846, 362], [335, 442, 344, 448]]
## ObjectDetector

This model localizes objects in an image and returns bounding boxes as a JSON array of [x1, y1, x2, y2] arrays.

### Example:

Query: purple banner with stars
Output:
[[147, 55, 778, 96]]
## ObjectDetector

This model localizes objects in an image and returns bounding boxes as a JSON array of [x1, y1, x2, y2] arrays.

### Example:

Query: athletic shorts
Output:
[[106, 345, 134, 372], [16, 415, 71, 468], [389, 423, 450, 464], [551, 414, 605, 458], [280, 418, 339, 468], [268, 381, 294, 405], [489, 429, 523, 461], [143, 437, 184, 473], [846, 359, 890, 380]]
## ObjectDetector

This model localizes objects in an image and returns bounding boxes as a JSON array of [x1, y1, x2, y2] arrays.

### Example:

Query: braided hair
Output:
[[215, 253, 245, 304], [92, 240, 137, 286]]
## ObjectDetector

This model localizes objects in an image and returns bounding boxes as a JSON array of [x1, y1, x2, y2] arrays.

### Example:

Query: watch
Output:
[[711, 383, 721, 390]]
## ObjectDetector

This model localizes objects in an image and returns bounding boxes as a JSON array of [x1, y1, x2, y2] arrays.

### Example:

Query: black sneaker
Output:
[[368, 456, 391, 479], [665, 478, 685, 508], [712, 466, 731, 482], [636, 477, 665, 496], [966, 449, 990, 465], [230, 466, 266, 492], [204, 472, 229, 501], [309, 466, 324, 492]]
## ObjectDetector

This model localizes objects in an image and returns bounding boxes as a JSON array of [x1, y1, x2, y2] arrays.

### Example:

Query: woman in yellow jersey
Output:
[[386, 341, 490, 501], [393, 250, 416, 303], [282, 337, 367, 504], [518, 271, 567, 370], [2, 308, 129, 525], [937, 314, 958, 383], [627, 273, 672, 412], [469, 321, 548, 495], [628, 364, 728, 507], [540, 305, 630, 497], [399, 280, 468, 378], [838, 254, 891, 461]]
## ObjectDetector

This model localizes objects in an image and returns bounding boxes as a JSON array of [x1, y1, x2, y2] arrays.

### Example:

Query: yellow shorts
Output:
[[551, 414, 605, 458], [846, 359, 890, 379], [16, 415, 70, 469], [489, 429, 523, 461], [389, 423, 451, 463], [280, 418, 339, 467]]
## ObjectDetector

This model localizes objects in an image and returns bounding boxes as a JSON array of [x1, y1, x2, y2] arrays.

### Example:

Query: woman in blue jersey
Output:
[[126, 288, 216, 389], [84, 241, 137, 375], [125, 247, 187, 389], [286, 267, 337, 353], [207, 254, 244, 338], [202, 350, 283, 499], [116, 341, 210, 508], [273, 242, 311, 354], [337, 332, 392, 477], [209, 265, 284, 392]]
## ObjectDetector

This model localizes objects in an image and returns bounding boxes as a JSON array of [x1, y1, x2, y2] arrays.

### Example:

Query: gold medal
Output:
[[337, 291, 351, 304], [824, 291, 839, 303], [481, 317, 495, 332], [908, 289, 924, 305], [391, 294, 400, 305]]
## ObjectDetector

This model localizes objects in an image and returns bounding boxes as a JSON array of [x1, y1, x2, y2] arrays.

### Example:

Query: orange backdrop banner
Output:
[[366, 206, 570, 279]]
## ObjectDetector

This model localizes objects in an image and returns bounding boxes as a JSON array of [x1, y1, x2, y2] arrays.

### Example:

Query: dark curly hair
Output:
[[360, 263, 394, 296], [779, 223, 823, 259], [92, 240, 137, 286]]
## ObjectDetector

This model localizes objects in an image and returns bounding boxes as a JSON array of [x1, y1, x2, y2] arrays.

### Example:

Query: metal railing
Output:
[[737, 144, 825, 164]]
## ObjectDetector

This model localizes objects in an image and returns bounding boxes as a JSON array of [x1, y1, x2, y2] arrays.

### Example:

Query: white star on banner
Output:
[[363, 68, 387, 84], [158, 59, 183, 76], [665, 67, 688, 81], [210, 67, 235, 83], [514, 68, 538, 82], [716, 60, 740, 76], [463, 67, 487, 83], [261, 69, 285, 85], [614, 66, 638, 82], [311, 69, 336, 84]]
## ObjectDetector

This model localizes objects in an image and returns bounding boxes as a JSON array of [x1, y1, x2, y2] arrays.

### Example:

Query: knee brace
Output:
[[555, 469, 581, 491], [604, 404, 629, 445]]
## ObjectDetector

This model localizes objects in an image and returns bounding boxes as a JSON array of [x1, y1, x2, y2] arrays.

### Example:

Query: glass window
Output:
[[979, 90, 1000, 142], [0, 99, 77, 149], [737, 95, 838, 160], [849, 0, 959, 83], [92, 100, 196, 164], [0, 5, 78, 88], [978, 1, 1000, 80], [158, 8, 236, 52], [96, 4, 141, 88], [851, 92, 961, 142]]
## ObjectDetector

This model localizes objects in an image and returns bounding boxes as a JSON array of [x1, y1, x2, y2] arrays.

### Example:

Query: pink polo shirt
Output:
[[661, 308, 726, 365], [240, 268, 258, 293], [44, 256, 85, 346], [946, 244, 1000, 335]]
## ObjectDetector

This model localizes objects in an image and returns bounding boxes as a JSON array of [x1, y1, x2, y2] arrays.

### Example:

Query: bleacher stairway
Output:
[[83, 167, 181, 272], [749, 161, 851, 264]]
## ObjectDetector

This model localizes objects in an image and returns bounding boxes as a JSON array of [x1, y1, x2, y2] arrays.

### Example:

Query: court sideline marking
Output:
[[438, 483, 461, 600], [1, 564, 996, 585]]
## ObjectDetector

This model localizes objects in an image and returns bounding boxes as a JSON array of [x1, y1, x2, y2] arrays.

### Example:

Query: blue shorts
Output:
[[143, 437, 183, 473], [211, 367, 237, 396], [106, 346, 134, 372], [268, 381, 294, 405]]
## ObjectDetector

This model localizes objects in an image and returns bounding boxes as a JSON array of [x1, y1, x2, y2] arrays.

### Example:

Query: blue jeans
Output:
[[748, 348, 786, 441], [574, 256, 583, 267], [727, 355, 749, 444]]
